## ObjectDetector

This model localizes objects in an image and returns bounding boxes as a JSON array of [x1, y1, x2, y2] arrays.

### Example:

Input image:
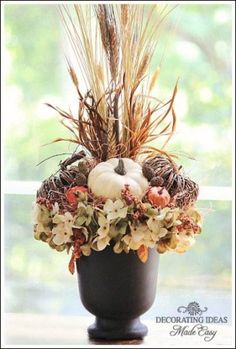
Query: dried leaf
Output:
[[137, 245, 148, 263], [68, 254, 75, 275]]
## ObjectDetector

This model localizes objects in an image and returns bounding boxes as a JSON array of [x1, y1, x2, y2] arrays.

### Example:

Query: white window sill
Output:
[[3, 180, 233, 201]]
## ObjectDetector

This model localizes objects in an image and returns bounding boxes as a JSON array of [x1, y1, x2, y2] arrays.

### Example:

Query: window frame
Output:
[[3, 180, 233, 201]]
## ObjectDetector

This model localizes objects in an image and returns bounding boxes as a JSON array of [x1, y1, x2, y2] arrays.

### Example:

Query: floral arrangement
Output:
[[33, 4, 202, 274]]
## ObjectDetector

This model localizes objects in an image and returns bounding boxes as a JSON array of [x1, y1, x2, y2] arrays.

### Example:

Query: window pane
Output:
[[4, 4, 69, 182], [152, 4, 232, 186], [4, 4, 232, 186]]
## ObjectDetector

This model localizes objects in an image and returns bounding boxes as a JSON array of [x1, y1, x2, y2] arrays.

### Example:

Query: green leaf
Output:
[[145, 207, 159, 217], [74, 216, 87, 226], [110, 220, 128, 238], [85, 216, 92, 226]]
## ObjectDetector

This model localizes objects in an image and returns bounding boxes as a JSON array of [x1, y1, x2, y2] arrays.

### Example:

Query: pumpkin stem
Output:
[[114, 158, 126, 175]]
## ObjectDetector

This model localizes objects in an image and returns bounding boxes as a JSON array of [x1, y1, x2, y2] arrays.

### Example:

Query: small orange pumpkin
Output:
[[66, 186, 87, 205], [147, 186, 170, 208]]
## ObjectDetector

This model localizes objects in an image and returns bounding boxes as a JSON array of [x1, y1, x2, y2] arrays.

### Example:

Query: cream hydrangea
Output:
[[92, 214, 111, 251], [33, 184, 202, 263], [104, 199, 128, 221], [33, 203, 50, 226], [80, 244, 92, 256], [52, 212, 75, 245], [122, 223, 161, 250], [174, 233, 195, 253], [147, 216, 168, 241], [33, 203, 51, 239], [75, 203, 94, 226], [113, 240, 129, 254]]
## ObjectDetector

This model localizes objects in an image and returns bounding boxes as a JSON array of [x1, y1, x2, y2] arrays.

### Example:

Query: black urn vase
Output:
[[76, 245, 159, 340]]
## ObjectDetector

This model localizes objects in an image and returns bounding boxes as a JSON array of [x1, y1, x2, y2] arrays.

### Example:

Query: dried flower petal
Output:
[[137, 245, 148, 263]]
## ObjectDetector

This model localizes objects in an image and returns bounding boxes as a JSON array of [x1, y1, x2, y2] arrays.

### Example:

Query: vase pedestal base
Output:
[[88, 317, 148, 340]]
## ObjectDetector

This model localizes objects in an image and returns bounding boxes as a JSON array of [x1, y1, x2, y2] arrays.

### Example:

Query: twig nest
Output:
[[36, 155, 95, 210], [142, 155, 199, 208], [88, 158, 149, 200], [175, 178, 199, 209], [142, 164, 155, 181], [147, 186, 170, 208], [76, 158, 98, 176], [143, 155, 180, 189], [150, 176, 164, 187]]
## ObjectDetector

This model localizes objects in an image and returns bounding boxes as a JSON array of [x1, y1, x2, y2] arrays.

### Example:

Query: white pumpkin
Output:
[[88, 158, 149, 199]]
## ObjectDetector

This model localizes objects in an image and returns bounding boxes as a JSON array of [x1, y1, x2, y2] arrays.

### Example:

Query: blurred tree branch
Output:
[[173, 25, 231, 78]]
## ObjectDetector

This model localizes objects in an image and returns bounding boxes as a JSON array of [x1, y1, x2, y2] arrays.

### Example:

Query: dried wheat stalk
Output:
[[50, 4, 177, 162]]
